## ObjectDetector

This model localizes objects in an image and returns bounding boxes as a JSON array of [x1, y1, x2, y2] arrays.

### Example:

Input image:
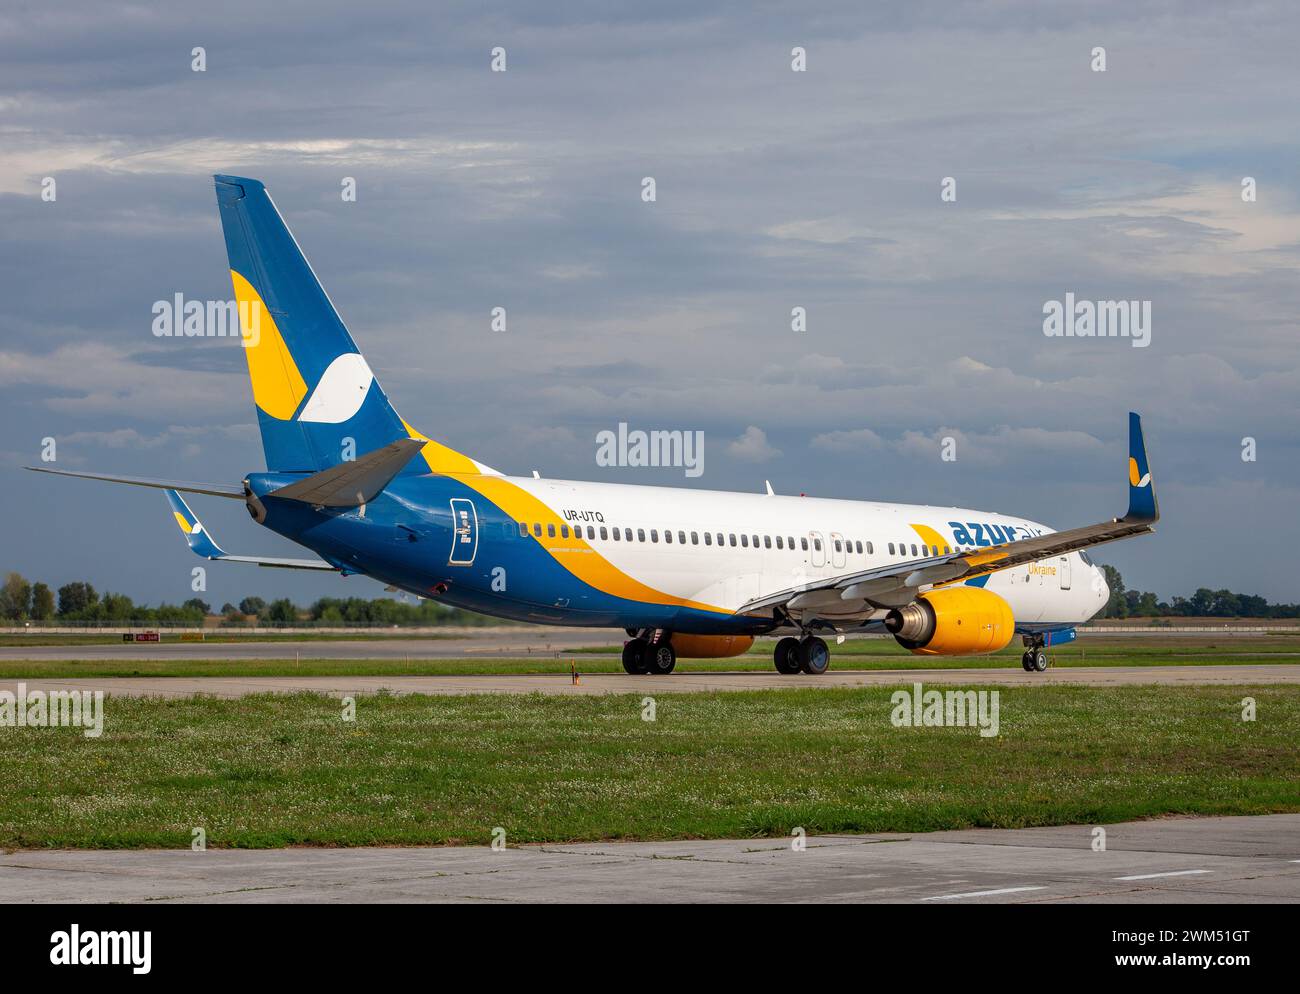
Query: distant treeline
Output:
[[0, 572, 502, 627], [1098, 565, 1297, 619]]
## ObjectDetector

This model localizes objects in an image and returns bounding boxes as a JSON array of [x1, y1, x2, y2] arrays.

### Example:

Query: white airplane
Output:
[[31, 175, 1158, 676]]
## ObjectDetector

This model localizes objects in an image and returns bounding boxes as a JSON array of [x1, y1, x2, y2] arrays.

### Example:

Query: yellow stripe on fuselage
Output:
[[443, 472, 727, 614], [397, 421, 724, 613], [909, 523, 948, 552], [401, 420, 481, 476]]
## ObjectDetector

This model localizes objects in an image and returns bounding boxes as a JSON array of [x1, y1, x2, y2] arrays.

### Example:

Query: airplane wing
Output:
[[739, 412, 1158, 617], [26, 466, 246, 499], [165, 490, 338, 571]]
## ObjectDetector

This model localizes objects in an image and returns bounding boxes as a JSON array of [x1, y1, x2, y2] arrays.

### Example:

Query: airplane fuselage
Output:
[[248, 471, 1109, 636]]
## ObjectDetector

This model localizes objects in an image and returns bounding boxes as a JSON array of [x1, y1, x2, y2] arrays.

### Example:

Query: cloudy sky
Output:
[[2, 1, 1297, 609]]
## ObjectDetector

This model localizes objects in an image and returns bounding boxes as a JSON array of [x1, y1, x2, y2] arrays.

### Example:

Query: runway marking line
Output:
[[1113, 869, 1212, 881], [922, 886, 1046, 901]]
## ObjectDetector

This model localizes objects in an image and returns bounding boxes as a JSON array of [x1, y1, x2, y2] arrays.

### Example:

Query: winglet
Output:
[[165, 490, 227, 559], [1124, 412, 1158, 524]]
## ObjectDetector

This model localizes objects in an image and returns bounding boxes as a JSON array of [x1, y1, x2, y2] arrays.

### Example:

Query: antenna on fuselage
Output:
[[764, 480, 775, 496]]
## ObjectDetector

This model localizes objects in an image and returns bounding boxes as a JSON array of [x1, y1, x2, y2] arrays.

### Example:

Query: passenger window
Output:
[[911, 544, 918, 556], [943, 545, 950, 555], [834, 539, 842, 553], [741, 535, 749, 548], [612, 528, 620, 541], [533, 523, 542, 537], [600, 526, 608, 540], [638, 529, 646, 542], [855, 540, 862, 554], [624, 528, 633, 541], [704, 532, 713, 546], [866, 541, 873, 554], [518, 522, 527, 537], [888, 543, 895, 555], [560, 524, 569, 538], [717, 533, 725, 546], [663, 529, 672, 544], [547, 524, 556, 538], [729, 534, 737, 547], [679, 531, 687, 544], [690, 531, 698, 545], [776, 536, 784, 550], [788, 537, 795, 550], [813, 538, 822, 551], [801, 537, 808, 551]]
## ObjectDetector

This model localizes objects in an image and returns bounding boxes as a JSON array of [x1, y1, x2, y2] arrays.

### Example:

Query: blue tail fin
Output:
[[215, 174, 411, 473], [1125, 412, 1158, 523]]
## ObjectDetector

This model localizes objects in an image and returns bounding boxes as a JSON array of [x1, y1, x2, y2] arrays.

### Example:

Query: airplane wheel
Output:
[[645, 642, 676, 675], [622, 640, 649, 675], [1021, 651, 1034, 672], [798, 636, 831, 675], [1031, 649, 1049, 672], [774, 637, 802, 674]]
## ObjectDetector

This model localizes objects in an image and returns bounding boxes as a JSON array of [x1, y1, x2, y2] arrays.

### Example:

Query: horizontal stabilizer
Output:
[[27, 466, 245, 499], [165, 490, 336, 571], [267, 437, 426, 507]]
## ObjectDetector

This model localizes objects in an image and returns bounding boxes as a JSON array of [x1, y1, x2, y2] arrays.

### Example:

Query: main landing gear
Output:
[[773, 635, 831, 675], [1021, 637, 1049, 673], [622, 631, 676, 675]]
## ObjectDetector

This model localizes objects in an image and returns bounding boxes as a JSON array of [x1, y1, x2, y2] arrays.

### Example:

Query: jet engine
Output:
[[883, 587, 1014, 656]]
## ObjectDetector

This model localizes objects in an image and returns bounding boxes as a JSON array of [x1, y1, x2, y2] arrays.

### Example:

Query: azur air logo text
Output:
[[948, 521, 1038, 547]]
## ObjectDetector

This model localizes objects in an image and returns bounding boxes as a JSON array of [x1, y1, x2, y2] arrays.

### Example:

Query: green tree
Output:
[[262, 598, 299, 625], [183, 597, 211, 616], [100, 592, 136, 621], [1098, 564, 1126, 618], [1135, 592, 1160, 617], [30, 582, 55, 621], [57, 581, 98, 617], [238, 596, 266, 616], [0, 572, 32, 620]]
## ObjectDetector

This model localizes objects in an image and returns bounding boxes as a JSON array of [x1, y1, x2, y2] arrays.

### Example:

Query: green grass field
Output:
[[1, 686, 1295, 849]]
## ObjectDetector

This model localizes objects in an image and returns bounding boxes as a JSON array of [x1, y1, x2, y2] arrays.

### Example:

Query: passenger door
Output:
[[809, 530, 826, 568], [829, 531, 847, 569]]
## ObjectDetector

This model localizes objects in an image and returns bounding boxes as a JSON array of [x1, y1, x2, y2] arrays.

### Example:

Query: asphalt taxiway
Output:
[[3, 814, 1296, 903]]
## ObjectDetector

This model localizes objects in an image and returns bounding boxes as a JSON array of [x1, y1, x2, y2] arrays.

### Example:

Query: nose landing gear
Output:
[[1021, 636, 1049, 672]]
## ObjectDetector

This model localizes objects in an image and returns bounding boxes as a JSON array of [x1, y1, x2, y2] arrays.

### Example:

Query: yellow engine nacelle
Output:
[[884, 587, 1014, 656], [671, 634, 755, 659]]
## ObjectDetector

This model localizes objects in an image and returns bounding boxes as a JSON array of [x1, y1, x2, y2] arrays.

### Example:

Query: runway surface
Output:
[[3, 814, 1296, 903], [0, 630, 618, 661], [2, 664, 1297, 699], [3, 628, 1293, 662]]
